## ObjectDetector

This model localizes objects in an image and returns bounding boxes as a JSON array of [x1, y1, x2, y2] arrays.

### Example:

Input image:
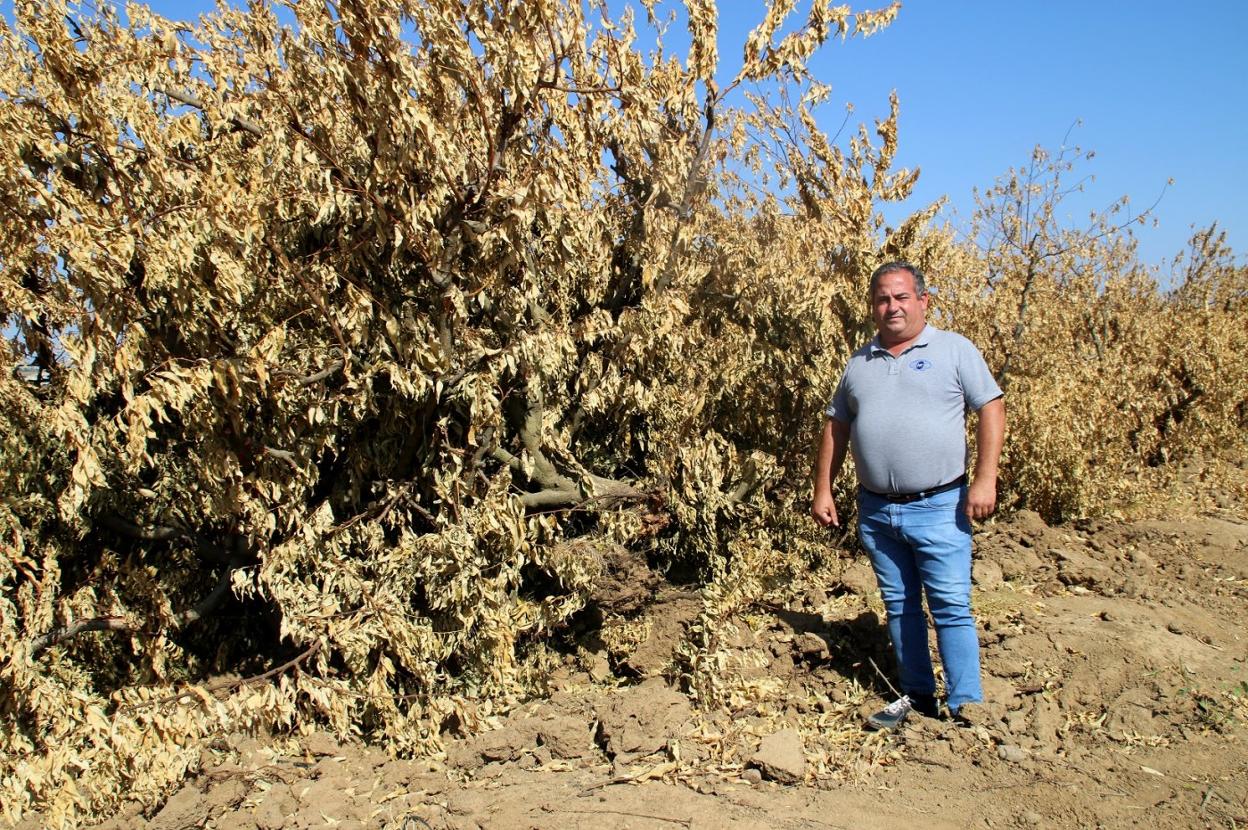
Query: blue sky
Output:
[[47, 0, 1248, 270], [778, 0, 1248, 271]]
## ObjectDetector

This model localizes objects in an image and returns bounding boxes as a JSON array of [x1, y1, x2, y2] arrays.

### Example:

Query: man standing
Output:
[[811, 262, 1005, 728]]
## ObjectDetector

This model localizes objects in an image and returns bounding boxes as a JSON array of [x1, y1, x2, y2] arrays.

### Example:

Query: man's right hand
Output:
[[811, 493, 839, 527]]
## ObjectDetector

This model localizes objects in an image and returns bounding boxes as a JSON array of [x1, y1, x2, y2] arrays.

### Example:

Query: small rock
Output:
[[1100, 610, 1115, 622], [586, 653, 613, 683], [996, 744, 1028, 763], [1021, 810, 1043, 826], [149, 787, 203, 830], [748, 729, 806, 785], [304, 730, 340, 757], [794, 632, 829, 662], [989, 658, 1028, 678], [204, 779, 248, 812], [741, 767, 763, 785], [1167, 622, 1184, 635], [536, 715, 593, 760], [251, 786, 297, 830], [973, 559, 1004, 588]]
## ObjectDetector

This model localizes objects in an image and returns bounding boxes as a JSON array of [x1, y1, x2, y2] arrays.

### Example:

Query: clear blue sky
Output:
[[778, 0, 1248, 270], [51, 0, 1248, 269]]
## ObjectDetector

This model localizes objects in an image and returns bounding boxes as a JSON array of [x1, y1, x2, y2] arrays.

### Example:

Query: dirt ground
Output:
[[75, 503, 1248, 830]]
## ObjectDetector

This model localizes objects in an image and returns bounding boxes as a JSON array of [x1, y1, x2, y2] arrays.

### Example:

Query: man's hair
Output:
[[868, 261, 927, 298]]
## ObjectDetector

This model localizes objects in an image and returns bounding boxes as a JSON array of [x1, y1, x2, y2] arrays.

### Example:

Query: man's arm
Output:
[[966, 396, 1005, 521], [812, 417, 851, 527]]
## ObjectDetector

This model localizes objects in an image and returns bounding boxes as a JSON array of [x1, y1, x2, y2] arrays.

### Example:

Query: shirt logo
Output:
[[909, 358, 932, 372]]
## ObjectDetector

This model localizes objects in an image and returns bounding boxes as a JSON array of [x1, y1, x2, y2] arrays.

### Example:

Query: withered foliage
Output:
[[0, 1, 1243, 825]]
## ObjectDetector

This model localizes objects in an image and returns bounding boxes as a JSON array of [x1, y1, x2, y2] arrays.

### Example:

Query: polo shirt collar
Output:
[[869, 323, 937, 357]]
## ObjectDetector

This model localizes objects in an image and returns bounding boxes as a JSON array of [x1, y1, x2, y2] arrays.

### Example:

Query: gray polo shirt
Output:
[[826, 324, 1002, 495]]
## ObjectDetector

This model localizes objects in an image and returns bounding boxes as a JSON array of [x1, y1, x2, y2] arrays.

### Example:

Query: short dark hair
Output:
[[868, 261, 927, 298]]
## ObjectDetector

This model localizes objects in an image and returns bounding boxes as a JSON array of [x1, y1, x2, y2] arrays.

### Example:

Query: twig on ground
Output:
[[545, 806, 691, 827]]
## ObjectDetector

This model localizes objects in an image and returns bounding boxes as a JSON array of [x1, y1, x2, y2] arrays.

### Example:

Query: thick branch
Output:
[[518, 474, 648, 510], [491, 442, 646, 510], [999, 244, 1039, 390], [30, 563, 240, 656], [518, 487, 582, 509], [515, 381, 571, 488], [727, 457, 761, 504], [29, 617, 132, 654]]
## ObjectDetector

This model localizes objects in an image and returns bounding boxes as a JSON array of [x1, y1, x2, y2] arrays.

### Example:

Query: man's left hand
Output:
[[966, 477, 997, 521]]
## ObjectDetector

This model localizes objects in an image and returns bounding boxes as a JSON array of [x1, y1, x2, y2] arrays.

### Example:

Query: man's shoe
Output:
[[866, 695, 913, 730], [911, 693, 942, 719]]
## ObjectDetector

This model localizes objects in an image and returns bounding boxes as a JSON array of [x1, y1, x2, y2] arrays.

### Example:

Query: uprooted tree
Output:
[[1, 0, 921, 822], [1, 0, 1245, 826]]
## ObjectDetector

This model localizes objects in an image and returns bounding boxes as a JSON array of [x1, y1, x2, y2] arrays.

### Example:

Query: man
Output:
[[811, 262, 1005, 728]]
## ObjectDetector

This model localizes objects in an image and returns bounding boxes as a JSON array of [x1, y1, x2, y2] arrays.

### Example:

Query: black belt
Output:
[[859, 475, 966, 504]]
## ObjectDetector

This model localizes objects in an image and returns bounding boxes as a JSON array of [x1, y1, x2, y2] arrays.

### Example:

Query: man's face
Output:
[[870, 270, 929, 344]]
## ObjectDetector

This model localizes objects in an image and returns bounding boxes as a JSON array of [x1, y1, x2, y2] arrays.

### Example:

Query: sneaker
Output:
[[866, 695, 913, 730]]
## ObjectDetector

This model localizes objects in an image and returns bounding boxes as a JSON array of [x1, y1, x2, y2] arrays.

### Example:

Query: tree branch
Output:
[[155, 86, 264, 137], [285, 359, 344, 386], [97, 511, 184, 542], [121, 641, 321, 713], [96, 512, 238, 566], [29, 617, 132, 654], [655, 97, 716, 293], [491, 422, 647, 511], [30, 562, 241, 655]]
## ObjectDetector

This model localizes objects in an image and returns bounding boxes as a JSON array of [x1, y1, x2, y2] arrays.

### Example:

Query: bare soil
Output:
[[77, 506, 1248, 830]]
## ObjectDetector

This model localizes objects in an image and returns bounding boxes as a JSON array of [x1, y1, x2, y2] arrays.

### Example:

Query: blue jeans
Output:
[[857, 485, 983, 711]]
